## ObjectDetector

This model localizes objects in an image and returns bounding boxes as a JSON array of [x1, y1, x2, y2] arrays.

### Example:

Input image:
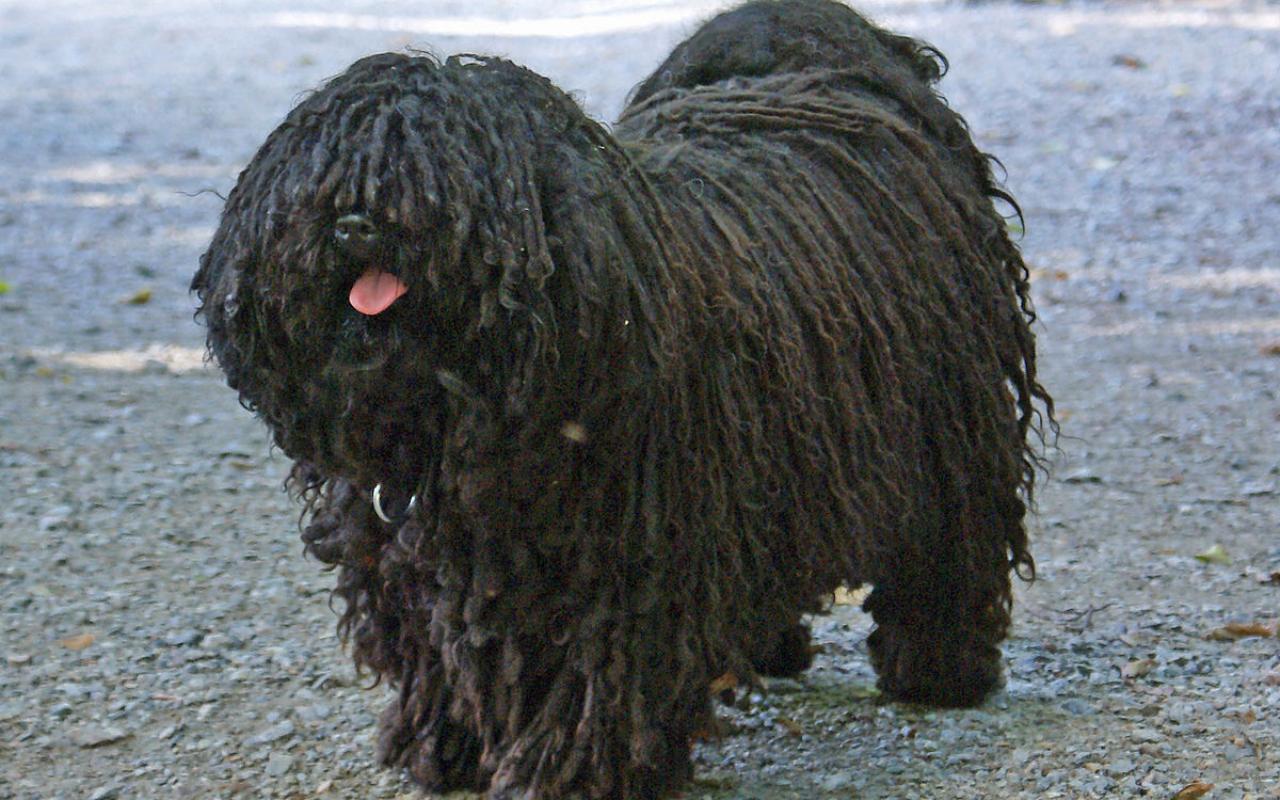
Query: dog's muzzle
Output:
[[334, 213, 380, 261]]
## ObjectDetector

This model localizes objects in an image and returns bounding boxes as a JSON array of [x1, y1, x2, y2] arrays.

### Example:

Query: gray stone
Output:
[[1062, 699, 1096, 716], [70, 725, 130, 748], [163, 629, 203, 647], [264, 753, 295, 777], [246, 720, 295, 746]]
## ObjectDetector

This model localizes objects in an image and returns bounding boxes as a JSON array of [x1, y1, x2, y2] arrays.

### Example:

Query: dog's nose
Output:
[[334, 213, 380, 259]]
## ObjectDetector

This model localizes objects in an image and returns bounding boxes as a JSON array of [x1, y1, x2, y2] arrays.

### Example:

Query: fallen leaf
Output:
[[1194, 544, 1230, 565], [775, 715, 802, 736], [1256, 570, 1280, 586], [0, 280, 10, 294], [1261, 342, 1280, 357], [1031, 267, 1071, 281], [1155, 473, 1184, 487], [315, 779, 333, 794], [60, 632, 96, 651], [124, 288, 153, 305], [6, 653, 32, 666], [833, 585, 869, 606], [560, 421, 588, 444], [708, 672, 738, 695], [1206, 622, 1274, 641], [1111, 54, 1147, 69], [1121, 658, 1157, 679], [1171, 781, 1213, 799]]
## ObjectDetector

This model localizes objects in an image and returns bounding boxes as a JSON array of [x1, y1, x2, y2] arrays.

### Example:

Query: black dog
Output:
[[193, 1, 1053, 796]]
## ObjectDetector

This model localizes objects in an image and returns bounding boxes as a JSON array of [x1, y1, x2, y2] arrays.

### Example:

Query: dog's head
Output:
[[195, 53, 675, 488], [193, 53, 644, 487]]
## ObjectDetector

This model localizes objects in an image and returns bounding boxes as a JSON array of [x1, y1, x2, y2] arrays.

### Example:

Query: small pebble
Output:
[[70, 725, 130, 749], [265, 753, 295, 777], [246, 720, 295, 746]]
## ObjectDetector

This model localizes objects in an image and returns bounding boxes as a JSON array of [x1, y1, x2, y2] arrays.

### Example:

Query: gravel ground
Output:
[[2, 1, 1279, 798]]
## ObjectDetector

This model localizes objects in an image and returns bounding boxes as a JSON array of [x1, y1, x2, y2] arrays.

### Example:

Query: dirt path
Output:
[[2, 1, 1278, 798]]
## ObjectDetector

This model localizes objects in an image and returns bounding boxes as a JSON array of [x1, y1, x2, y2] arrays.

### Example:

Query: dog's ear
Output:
[[420, 59, 680, 420]]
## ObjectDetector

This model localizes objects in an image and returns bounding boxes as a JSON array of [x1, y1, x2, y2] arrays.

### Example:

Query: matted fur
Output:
[[192, 1, 1054, 797]]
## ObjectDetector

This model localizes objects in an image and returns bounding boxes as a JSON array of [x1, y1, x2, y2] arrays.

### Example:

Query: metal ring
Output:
[[372, 483, 418, 524]]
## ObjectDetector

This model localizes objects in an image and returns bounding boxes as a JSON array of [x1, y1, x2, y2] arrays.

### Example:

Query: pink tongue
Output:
[[349, 268, 408, 316]]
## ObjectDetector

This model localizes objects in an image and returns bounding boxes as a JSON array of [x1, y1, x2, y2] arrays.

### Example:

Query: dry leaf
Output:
[[124, 288, 153, 305], [1194, 544, 1230, 565], [560, 421, 588, 444], [1259, 342, 1280, 357], [1121, 658, 1157, 679], [1206, 622, 1274, 641], [0, 280, 10, 295], [1111, 54, 1146, 69], [1155, 473, 1184, 487], [1171, 781, 1213, 799], [60, 632, 96, 651], [775, 716, 802, 736], [833, 585, 869, 606], [709, 672, 738, 694]]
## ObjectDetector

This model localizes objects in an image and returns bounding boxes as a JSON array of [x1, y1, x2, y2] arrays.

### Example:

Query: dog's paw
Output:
[[867, 622, 1003, 708], [377, 699, 487, 793]]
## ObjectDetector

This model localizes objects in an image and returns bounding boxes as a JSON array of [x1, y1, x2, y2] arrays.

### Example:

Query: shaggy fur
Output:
[[192, 1, 1053, 797]]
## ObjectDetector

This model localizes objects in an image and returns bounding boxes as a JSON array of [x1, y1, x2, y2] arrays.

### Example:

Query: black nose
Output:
[[334, 213, 380, 260]]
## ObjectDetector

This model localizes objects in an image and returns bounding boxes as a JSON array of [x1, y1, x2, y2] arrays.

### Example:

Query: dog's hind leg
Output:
[[862, 468, 1025, 708], [863, 579, 1008, 708]]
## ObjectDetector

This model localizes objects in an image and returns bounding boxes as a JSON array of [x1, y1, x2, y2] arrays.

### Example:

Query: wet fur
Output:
[[192, 1, 1053, 797]]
